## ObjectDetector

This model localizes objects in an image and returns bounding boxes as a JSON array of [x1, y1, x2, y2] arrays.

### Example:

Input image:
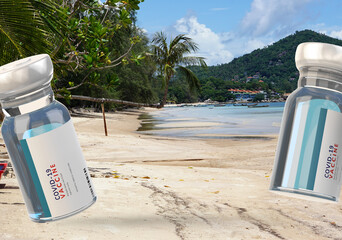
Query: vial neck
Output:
[[298, 66, 342, 92], [1, 86, 54, 117]]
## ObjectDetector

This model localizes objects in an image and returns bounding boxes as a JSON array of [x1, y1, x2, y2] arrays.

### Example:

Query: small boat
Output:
[[233, 103, 247, 106], [248, 104, 270, 108], [233, 103, 258, 107]]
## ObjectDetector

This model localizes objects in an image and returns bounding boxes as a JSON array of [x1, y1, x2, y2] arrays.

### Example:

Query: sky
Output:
[[136, 0, 342, 66]]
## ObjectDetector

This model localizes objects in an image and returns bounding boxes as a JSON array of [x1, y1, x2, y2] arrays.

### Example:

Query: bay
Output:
[[138, 102, 285, 139]]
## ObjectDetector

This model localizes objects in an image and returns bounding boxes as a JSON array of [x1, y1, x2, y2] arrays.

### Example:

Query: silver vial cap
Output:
[[296, 42, 342, 71], [0, 54, 53, 100]]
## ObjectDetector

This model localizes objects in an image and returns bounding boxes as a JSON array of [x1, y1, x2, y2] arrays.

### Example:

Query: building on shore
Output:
[[228, 89, 267, 102]]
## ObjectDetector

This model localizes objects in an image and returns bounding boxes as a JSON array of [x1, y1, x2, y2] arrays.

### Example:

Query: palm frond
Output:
[[151, 45, 166, 63], [169, 34, 198, 53], [177, 66, 200, 92], [180, 56, 207, 67], [0, 0, 58, 65], [152, 31, 168, 57], [29, 0, 67, 37], [168, 36, 200, 66], [169, 34, 186, 50], [150, 32, 206, 106]]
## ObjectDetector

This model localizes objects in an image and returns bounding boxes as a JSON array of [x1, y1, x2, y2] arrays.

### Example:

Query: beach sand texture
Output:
[[0, 108, 342, 240]]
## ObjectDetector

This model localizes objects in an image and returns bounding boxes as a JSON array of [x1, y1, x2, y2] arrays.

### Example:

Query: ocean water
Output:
[[138, 102, 285, 139]]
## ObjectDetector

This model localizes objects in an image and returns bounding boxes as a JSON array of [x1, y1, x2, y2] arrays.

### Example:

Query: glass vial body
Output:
[[1, 87, 96, 222], [0, 54, 96, 222], [270, 55, 342, 201]]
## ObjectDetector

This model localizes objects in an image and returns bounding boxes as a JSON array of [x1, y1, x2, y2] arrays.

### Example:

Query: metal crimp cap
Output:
[[0, 54, 53, 100], [295, 42, 342, 71]]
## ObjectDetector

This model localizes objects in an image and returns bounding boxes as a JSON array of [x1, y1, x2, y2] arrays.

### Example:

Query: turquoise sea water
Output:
[[138, 102, 285, 139]]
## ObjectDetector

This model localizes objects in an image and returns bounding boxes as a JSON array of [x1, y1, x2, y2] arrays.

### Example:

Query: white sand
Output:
[[0, 108, 342, 240]]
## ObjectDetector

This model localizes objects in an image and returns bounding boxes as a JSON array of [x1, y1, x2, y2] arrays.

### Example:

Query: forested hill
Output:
[[191, 30, 342, 93]]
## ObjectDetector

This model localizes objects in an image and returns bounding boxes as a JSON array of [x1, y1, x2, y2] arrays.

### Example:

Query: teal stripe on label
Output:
[[20, 139, 51, 218], [307, 108, 327, 190]]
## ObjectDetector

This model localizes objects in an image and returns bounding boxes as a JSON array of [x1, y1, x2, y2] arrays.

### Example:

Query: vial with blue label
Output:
[[270, 42, 342, 201], [0, 54, 96, 222]]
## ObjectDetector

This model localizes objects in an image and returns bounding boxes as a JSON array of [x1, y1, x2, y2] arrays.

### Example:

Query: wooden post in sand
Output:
[[56, 94, 159, 136], [101, 103, 108, 136]]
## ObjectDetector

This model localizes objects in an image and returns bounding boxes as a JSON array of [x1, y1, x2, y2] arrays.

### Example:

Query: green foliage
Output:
[[253, 93, 265, 102], [151, 31, 206, 107], [168, 76, 198, 103], [199, 77, 237, 102], [0, 0, 59, 64], [5, 5, 342, 108], [0, 0, 153, 108], [53, 1, 141, 92], [115, 33, 158, 104], [191, 30, 342, 95], [48, 0, 154, 106]]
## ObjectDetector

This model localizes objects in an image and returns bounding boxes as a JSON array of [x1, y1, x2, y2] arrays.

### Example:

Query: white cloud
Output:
[[309, 23, 342, 40], [168, 12, 284, 66], [173, 15, 234, 65], [244, 39, 268, 54], [159, 0, 320, 66], [240, 0, 313, 37], [328, 30, 342, 40], [218, 32, 235, 42]]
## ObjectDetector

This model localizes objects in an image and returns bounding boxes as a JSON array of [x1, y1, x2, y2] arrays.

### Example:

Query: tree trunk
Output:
[[160, 77, 170, 108]]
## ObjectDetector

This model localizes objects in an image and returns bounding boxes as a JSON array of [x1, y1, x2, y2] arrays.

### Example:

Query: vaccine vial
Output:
[[0, 54, 96, 222], [270, 42, 342, 201]]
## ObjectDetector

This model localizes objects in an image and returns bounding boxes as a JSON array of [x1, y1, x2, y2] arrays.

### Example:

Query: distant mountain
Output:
[[191, 30, 342, 93]]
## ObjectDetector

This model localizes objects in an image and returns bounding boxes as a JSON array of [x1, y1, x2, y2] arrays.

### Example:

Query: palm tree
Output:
[[151, 32, 207, 107]]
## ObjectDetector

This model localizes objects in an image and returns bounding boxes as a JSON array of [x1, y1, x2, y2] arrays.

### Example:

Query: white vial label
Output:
[[281, 99, 342, 199], [314, 109, 342, 197], [20, 120, 95, 218]]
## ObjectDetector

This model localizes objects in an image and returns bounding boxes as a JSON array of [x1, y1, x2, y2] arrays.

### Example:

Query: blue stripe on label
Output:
[[20, 139, 51, 218]]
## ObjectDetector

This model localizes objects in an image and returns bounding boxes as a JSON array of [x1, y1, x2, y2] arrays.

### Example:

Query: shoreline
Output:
[[1, 108, 342, 240], [164, 99, 286, 107], [137, 103, 283, 139], [72, 108, 278, 169]]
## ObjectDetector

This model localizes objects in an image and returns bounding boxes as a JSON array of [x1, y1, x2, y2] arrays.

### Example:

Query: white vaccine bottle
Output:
[[270, 42, 342, 201], [0, 54, 96, 222]]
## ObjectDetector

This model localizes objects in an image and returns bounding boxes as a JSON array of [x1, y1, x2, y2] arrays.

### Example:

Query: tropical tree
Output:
[[0, 0, 146, 102], [46, 0, 146, 98], [151, 32, 207, 107]]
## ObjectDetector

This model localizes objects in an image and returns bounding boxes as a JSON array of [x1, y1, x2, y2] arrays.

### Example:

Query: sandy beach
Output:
[[1, 108, 342, 240]]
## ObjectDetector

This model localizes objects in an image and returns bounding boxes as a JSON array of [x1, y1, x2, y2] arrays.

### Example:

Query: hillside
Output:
[[169, 30, 342, 102], [195, 30, 342, 91]]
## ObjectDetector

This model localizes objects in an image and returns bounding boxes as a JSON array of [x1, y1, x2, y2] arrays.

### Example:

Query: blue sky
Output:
[[136, 0, 342, 66]]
